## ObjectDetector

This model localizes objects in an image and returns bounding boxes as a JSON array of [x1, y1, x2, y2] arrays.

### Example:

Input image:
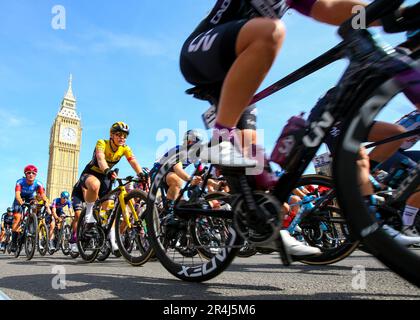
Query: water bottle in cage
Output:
[[270, 112, 307, 167]]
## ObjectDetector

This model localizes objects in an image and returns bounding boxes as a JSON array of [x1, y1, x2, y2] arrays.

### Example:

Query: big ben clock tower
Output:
[[46, 74, 82, 200]]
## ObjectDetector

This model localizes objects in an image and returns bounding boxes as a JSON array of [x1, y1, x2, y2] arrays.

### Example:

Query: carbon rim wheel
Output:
[[115, 190, 153, 266], [334, 76, 420, 287], [76, 209, 101, 263], [38, 223, 48, 256], [145, 148, 242, 282]]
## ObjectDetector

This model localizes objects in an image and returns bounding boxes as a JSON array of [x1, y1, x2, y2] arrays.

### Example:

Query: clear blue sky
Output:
[[0, 0, 416, 210]]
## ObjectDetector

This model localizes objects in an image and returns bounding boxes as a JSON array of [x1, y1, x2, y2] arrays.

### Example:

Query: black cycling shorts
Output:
[[180, 20, 247, 85], [71, 170, 112, 211], [180, 20, 256, 131]]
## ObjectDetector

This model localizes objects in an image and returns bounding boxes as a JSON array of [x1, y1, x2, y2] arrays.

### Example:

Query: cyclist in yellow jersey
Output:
[[70, 122, 145, 250]]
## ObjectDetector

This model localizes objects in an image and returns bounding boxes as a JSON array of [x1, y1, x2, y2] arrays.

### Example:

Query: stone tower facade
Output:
[[46, 75, 82, 200]]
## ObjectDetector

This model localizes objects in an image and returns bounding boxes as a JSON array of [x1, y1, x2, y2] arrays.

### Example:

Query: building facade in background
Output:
[[46, 75, 82, 200]]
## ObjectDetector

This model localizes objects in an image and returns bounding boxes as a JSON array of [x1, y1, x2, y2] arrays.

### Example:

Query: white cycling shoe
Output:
[[382, 224, 420, 246], [195, 141, 257, 168], [280, 230, 322, 257], [70, 243, 79, 253], [108, 230, 119, 252]]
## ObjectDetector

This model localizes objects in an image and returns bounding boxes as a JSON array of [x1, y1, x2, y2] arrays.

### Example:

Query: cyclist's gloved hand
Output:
[[137, 171, 146, 181], [104, 168, 118, 180], [382, 3, 420, 33]]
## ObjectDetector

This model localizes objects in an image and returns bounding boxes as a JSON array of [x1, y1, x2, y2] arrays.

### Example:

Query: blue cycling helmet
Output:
[[61, 191, 70, 199]]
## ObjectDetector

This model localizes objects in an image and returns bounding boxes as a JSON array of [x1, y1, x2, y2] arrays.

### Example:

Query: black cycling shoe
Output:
[[83, 223, 99, 238]]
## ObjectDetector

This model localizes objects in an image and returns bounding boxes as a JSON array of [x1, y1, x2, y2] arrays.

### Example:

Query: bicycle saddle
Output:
[[185, 82, 222, 104]]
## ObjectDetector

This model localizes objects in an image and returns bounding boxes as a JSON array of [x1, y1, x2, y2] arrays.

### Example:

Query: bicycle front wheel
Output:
[[37, 222, 48, 256], [335, 75, 420, 287], [25, 213, 38, 260], [145, 149, 242, 282], [115, 190, 153, 266]]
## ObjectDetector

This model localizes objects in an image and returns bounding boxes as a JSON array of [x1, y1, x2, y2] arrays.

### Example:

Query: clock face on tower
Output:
[[60, 126, 77, 144]]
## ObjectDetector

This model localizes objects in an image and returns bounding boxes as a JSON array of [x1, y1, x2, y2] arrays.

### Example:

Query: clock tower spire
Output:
[[46, 74, 83, 200]]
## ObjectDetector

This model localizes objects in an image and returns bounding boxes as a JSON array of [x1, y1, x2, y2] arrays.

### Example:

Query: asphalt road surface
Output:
[[0, 249, 419, 300]]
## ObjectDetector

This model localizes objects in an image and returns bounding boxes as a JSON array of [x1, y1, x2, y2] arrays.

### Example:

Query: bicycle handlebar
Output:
[[338, 0, 404, 37]]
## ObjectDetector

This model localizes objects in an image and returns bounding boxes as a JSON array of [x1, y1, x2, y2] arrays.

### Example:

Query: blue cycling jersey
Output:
[[51, 198, 72, 212], [15, 178, 45, 200]]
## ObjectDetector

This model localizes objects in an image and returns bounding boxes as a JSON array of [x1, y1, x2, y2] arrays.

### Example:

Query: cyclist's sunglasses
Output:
[[114, 132, 128, 139], [25, 171, 37, 176]]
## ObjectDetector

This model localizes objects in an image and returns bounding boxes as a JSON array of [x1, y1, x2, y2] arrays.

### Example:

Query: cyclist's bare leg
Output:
[[358, 147, 374, 196], [49, 219, 56, 241], [216, 18, 285, 129], [368, 122, 407, 164], [71, 210, 80, 235], [12, 213, 21, 233], [85, 175, 100, 203], [166, 172, 183, 202], [84, 175, 100, 223]]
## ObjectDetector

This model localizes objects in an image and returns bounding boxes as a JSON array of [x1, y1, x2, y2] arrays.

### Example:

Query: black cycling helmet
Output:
[[110, 122, 130, 136], [6, 207, 12, 213], [183, 129, 203, 146]]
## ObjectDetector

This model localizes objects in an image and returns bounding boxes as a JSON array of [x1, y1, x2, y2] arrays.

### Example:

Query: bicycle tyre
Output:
[[145, 148, 242, 282], [37, 222, 48, 256], [61, 225, 72, 256], [25, 212, 38, 261], [76, 209, 100, 263], [334, 74, 420, 287], [115, 190, 153, 266], [293, 175, 360, 265], [96, 240, 112, 262]]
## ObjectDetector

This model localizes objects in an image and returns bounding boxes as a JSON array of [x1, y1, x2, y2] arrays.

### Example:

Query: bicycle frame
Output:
[[95, 178, 141, 232], [173, 36, 417, 222]]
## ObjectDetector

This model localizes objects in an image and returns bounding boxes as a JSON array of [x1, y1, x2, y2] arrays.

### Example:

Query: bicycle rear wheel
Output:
[[335, 75, 420, 286]]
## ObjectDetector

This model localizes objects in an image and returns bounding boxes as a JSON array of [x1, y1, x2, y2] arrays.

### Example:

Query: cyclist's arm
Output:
[[309, 0, 380, 26], [125, 147, 142, 175], [96, 149, 110, 173], [128, 158, 143, 176], [15, 191, 24, 206], [51, 206, 59, 220]]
